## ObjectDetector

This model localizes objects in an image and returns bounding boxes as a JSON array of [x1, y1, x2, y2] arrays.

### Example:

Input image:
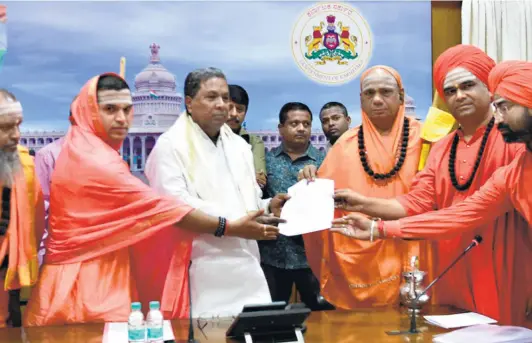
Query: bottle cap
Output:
[[131, 302, 141, 311], [149, 301, 160, 310]]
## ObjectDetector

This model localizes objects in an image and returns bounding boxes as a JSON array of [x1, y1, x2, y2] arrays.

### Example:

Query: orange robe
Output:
[[0, 145, 44, 327], [387, 149, 532, 327], [303, 66, 427, 308], [393, 124, 528, 325], [23, 73, 194, 327]]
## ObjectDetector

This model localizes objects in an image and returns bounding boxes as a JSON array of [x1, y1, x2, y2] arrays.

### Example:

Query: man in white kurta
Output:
[[144, 68, 285, 318]]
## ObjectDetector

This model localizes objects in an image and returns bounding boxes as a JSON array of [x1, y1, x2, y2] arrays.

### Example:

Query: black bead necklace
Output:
[[358, 117, 410, 180], [448, 117, 495, 191]]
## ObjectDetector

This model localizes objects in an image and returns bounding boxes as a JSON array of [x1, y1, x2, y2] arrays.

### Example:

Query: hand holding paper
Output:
[[278, 178, 334, 236]]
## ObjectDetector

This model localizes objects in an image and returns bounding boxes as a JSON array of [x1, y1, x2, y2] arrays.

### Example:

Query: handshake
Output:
[[297, 164, 384, 241]]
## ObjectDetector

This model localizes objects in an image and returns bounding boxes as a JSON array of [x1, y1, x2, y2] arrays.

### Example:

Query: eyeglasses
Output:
[[493, 100, 515, 116]]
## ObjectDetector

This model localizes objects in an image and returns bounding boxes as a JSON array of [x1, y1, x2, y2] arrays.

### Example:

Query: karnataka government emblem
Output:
[[291, 2, 373, 85]]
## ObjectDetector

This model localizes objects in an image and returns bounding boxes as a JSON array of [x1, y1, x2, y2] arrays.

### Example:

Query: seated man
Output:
[[23, 73, 280, 327]]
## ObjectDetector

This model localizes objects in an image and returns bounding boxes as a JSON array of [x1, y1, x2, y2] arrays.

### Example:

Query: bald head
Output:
[[361, 68, 400, 92], [360, 66, 404, 132]]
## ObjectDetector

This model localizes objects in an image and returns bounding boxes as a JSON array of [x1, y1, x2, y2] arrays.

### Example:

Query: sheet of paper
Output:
[[433, 324, 532, 343], [102, 320, 174, 343], [278, 178, 334, 236], [424, 312, 497, 329]]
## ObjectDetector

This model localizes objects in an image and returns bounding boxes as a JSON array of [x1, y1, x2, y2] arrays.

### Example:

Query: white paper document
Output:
[[102, 320, 174, 343], [278, 178, 334, 236], [424, 312, 497, 329], [433, 324, 532, 343]]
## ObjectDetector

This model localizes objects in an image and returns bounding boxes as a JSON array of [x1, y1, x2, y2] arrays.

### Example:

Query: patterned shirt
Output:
[[259, 144, 326, 269]]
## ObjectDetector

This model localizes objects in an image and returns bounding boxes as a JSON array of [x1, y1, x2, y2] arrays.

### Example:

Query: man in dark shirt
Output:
[[260, 102, 332, 310], [227, 84, 267, 189]]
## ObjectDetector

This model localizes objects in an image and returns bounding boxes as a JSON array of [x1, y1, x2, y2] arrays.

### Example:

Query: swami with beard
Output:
[[0, 89, 44, 328], [332, 60, 532, 328]]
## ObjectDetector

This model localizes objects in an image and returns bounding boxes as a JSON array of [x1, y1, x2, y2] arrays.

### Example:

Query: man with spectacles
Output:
[[333, 60, 532, 328], [330, 46, 529, 326]]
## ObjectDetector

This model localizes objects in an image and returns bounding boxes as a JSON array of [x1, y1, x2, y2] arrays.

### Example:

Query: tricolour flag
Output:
[[0, 5, 6, 24], [149, 90, 159, 99]]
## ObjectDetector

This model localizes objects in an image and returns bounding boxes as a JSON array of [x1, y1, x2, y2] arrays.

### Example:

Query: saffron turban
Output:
[[433, 44, 496, 98], [488, 60, 532, 109]]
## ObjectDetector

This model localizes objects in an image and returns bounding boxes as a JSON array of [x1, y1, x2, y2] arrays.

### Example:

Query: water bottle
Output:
[[128, 302, 146, 343], [146, 301, 164, 343]]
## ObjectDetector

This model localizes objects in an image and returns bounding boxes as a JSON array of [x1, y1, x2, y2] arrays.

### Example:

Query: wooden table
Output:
[[0, 306, 460, 342]]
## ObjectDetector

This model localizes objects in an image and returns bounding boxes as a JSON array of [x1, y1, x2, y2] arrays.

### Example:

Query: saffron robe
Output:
[[0, 145, 44, 327], [303, 66, 427, 308], [394, 125, 527, 325], [387, 150, 532, 327], [23, 73, 194, 327]]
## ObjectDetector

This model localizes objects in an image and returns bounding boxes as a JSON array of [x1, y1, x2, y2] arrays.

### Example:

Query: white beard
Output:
[[0, 149, 21, 188]]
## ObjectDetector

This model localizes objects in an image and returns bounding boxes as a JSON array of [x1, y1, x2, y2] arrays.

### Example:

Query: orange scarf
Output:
[[304, 66, 424, 308], [45, 73, 194, 264], [2, 145, 43, 290]]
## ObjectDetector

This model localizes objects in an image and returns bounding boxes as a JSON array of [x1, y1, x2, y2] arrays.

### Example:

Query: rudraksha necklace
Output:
[[448, 117, 495, 191], [358, 117, 410, 180]]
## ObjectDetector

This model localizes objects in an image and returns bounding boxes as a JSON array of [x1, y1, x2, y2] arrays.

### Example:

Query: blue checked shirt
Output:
[[259, 144, 326, 269]]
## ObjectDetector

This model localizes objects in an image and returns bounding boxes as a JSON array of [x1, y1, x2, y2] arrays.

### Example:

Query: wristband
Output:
[[214, 217, 227, 237]]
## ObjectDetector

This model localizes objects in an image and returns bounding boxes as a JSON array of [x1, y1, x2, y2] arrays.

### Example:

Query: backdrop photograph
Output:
[[0, 1, 433, 172]]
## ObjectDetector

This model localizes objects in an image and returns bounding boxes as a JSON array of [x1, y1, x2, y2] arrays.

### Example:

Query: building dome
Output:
[[404, 94, 416, 107], [130, 43, 183, 131], [134, 43, 177, 92]]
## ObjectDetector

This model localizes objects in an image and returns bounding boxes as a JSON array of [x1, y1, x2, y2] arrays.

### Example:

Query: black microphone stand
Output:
[[387, 235, 483, 336]]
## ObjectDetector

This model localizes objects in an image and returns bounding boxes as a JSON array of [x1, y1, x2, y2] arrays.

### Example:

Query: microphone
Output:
[[387, 235, 483, 336], [414, 235, 483, 302], [187, 260, 198, 343]]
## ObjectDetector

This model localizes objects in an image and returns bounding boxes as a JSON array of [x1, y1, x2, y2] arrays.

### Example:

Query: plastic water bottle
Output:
[[146, 301, 164, 343], [128, 302, 146, 343]]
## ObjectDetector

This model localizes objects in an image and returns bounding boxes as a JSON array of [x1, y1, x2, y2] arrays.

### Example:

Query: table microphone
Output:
[[386, 235, 483, 336], [415, 234, 483, 302]]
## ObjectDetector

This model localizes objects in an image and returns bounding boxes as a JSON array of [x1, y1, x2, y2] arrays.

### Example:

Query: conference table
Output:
[[0, 306, 461, 342]]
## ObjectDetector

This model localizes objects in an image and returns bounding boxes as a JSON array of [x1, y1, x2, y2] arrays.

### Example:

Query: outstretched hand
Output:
[[228, 209, 279, 240], [330, 213, 375, 240], [333, 189, 367, 212]]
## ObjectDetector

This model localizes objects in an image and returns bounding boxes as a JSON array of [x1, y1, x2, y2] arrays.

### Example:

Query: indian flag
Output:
[[0, 5, 6, 24], [149, 90, 159, 99]]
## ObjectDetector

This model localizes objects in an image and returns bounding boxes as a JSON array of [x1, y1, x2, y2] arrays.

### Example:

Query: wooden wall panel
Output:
[[431, 1, 462, 93]]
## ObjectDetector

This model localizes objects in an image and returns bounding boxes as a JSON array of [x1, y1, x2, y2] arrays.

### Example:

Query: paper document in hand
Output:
[[424, 312, 497, 329], [433, 324, 532, 343], [278, 179, 334, 236], [102, 320, 174, 342]]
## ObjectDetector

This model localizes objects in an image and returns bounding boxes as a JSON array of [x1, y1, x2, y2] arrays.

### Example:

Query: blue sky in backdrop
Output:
[[0, 1, 432, 132]]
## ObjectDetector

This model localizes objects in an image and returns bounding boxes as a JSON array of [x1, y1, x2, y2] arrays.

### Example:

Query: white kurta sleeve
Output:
[[144, 138, 226, 218]]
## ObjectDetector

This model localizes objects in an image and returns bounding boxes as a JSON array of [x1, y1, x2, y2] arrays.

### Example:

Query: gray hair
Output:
[[184, 67, 226, 100], [0, 149, 21, 187]]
